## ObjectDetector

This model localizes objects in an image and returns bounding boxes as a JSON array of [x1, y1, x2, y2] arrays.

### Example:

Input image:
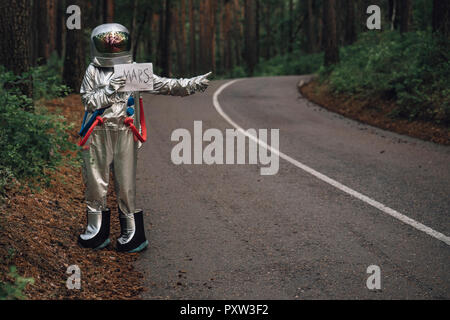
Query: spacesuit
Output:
[[77, 23, 210, 253]]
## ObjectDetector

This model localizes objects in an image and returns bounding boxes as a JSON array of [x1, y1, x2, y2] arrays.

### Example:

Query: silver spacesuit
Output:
[[78, 23, 210, 252]]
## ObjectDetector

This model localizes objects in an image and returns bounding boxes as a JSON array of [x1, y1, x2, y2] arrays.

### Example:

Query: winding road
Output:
[[135, 76, 449, 299]]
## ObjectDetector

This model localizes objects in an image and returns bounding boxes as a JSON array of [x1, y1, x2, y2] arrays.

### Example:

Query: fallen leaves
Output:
[[0, 94, 145, 300], [300, 80, 450, 145]]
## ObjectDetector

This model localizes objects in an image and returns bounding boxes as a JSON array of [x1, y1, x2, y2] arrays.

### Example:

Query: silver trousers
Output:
[[82, 120, 138, 217]]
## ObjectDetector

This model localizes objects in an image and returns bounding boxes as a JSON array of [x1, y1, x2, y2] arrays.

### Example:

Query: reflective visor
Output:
[[93, 31, 131, 54]]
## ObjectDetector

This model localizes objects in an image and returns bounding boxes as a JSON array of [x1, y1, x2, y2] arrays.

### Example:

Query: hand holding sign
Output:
[[108, 75, 126, 92], [113, 63, 154, 92]]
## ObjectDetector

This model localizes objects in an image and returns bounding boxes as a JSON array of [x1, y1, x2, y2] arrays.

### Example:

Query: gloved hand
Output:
[[194, 71, 212, 92], [107, 75, 126, 94]]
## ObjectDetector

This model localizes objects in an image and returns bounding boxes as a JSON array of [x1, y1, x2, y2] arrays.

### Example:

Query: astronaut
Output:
[[78, 23, 210, 253]]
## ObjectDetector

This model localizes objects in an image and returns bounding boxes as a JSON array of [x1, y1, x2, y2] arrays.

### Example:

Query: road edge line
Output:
[[212, 79, 450, 246]]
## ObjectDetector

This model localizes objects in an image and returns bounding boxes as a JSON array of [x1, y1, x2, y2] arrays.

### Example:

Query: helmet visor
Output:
[[93, 31, 131, 54]]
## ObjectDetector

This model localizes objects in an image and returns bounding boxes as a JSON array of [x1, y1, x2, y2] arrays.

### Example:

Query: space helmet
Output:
[[90, 23, 132, 67]]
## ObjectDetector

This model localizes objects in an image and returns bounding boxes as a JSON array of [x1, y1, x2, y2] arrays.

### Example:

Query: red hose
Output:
[[124, 97, 147, 143], [139, 96, 147, 142], [78, 97, 147, 146], [78, 116, 104, 147]]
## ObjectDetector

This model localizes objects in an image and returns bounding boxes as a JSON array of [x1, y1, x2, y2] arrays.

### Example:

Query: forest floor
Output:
[[299, 79, 450, 146], [0, 95, 145, 299]]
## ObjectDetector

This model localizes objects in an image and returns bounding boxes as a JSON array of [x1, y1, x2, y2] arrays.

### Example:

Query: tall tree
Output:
[[56, 0, 66, 59], [222, 0, 233, 72], [0, 0, 33, 99], [233, 0, 243, 67], [344, 0, 357, 45], [36, 0, 57, 64], [176, 0, 187, 75], [63, 0, 87, 92], [306, 0, 317, 53], [160, 0, 172, 76], [322, 0, 339, 66], [288, 0, 294, 53], [103, 0, 115, 23], [432, 0, 450, 38], [198, 0, 216, 74], [255, 0, 260, 63], [244, 0, 257, 75], [189, 0, 197, 75], [399, 0, 412, 33], [130, 0, 139, 53]]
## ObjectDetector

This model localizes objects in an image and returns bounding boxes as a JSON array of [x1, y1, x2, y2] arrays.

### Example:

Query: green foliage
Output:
[[0, 266, 34, 300], [0, 61, 76, 192], [321, 31, 450, 124], [254, 50, 323, 77], [32, 52, 71, 101]]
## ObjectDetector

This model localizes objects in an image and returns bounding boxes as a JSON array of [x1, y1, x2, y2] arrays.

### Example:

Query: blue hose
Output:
[[79, 108, 106, 137]]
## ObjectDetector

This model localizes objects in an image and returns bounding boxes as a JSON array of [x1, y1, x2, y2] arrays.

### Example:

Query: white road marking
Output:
[[213, 79, 450, 246]]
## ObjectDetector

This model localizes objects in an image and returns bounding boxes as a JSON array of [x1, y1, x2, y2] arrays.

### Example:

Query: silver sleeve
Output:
[[80, 65, 116, 112], [151, 74, 206, 97]]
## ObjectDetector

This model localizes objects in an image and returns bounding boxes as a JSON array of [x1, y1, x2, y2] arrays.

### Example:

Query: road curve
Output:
[[135, 76, 450, 299]]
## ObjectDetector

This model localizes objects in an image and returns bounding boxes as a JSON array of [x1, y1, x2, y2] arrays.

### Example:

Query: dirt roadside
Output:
[[0, 94, 145, 299], [299, 79, 450, 146]]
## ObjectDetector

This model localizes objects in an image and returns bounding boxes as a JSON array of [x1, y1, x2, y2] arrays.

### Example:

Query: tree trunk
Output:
[[36, 0, 57, 64], [244, 0, 257, 75], [198, 0, 216, 74], [255, 0, 260, 63], [133, 9, 148, 61], [56, 0, 66, 59], [161, 0, 172, 76], [322, 0, 339, 66], [288, 0, 293, 53], [0, 0, 33, 99], [173, 0, 188, 75], [63, 0, 87, 92], [233, 0, 243, 67], [432, 0, 450, 38], [222, 0, 232, 72], [103, 0, 114, 23], [344, 0, 357, 45], [189, 0, 197, 75], [399, 0, 412, 33], [306, 0, 316, 53], [130, 0, 139, 57]]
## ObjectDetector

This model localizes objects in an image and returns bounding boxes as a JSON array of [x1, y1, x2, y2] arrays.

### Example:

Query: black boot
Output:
[[78, 209, 111, 250], [116, 209, 148, 253]]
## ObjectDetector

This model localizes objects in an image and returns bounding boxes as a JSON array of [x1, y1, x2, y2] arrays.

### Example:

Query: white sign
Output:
[[114, 63, 154, 92]]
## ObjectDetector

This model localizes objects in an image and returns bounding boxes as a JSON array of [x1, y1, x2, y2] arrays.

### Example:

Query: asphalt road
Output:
[[135, 76, 449, 299]]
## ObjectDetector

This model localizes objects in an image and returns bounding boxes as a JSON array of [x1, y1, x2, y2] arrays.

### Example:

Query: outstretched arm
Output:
[[151, 72, 211, 96]]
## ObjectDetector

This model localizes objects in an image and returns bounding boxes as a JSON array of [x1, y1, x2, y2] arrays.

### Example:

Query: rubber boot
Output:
[[78, 209, 111, 250], [116, 209, 148, 253]]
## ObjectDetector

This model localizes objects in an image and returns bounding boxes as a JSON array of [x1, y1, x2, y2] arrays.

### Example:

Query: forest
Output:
[[0, 0, 449, 300], [0, 1, 448, 86], [0, 0, 449, 189]]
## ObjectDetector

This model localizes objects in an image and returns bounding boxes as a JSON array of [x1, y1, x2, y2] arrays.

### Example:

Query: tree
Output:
[[161, 0, 172, 76], [103, 0, 115, 23], [172, 0, 187, 75], [244, 0, 257, 75], [322, 0, 339, 66], [189, 0, 197, 75], [56, 0, 67, 59], [432, 0, 450, 38], [399, 0, 412, 33], [0, 0, 33, 99], [35, 0, 57, 64], [288, 0, 294, 53], [344, 0, 357, 45], [63, 0, 87, 92]]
